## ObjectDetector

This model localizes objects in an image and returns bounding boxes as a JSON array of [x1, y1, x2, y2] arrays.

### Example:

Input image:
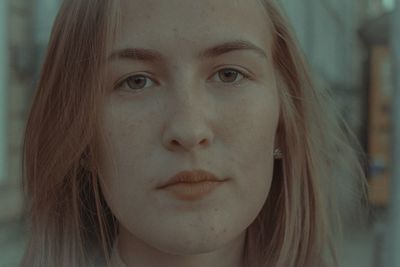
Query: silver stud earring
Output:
[[273, 148, 283, 159]]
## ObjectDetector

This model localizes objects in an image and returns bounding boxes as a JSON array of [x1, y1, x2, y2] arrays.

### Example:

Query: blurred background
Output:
[[0, 0, 399, 266]]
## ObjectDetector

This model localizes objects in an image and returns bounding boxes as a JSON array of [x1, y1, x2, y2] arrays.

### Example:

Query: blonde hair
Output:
[[19, 0, 367, 267]]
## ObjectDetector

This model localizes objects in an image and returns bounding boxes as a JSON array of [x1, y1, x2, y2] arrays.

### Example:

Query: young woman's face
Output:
[[99, 0, 279, 265]]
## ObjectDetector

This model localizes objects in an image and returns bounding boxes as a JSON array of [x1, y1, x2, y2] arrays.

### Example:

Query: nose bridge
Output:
[[162, 73, 213, 152], [169, 78, 206, 130], [169, 65, 203, 112], [174, 82, 199, 112]]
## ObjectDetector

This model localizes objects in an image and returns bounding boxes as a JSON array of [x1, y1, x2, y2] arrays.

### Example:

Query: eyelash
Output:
[[114, 67, 252, 92]]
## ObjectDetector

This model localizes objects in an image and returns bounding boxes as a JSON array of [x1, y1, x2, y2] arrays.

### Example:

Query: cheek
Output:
[[97, 130, 148, 224], [221, 89, 279, 196], [225, 91, 279, 154], [97, 104, 155, 202], [99, 100, 155, 163]]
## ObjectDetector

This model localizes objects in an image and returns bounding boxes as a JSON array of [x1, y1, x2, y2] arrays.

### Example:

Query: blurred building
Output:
[[0, 1, 59, 266], [278, 0, 396, 213], [358, 1, 399, 266], [0, 0, 59, 221], [277, 0, 370, 233], [276, 1, 396, 266], [279, 0, 367, 135]]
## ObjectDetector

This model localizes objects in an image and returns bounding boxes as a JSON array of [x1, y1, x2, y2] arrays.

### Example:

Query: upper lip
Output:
[[156, 169, 228, 189]]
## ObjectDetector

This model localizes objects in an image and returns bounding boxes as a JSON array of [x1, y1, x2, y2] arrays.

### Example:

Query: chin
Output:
[[155, 240, 227, 255]]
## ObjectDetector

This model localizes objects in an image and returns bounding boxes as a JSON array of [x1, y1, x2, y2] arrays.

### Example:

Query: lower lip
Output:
[[162, 181, 224, 201]]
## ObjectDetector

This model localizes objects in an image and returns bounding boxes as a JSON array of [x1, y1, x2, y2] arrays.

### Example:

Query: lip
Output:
[[157, 170, 228, 201], [163, 181, 225, 201], [156, 169, 228, 189]]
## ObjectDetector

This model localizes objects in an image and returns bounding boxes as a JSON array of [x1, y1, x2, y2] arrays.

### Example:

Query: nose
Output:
[[162, 92, 214, 152]]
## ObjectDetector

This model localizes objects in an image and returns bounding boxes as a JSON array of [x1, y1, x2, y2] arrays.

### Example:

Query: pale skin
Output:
[[99, 0, 280, 266]]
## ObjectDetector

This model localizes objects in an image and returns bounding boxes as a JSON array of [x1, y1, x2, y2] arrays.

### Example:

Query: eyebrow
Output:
[[108, 40, 268, 63]]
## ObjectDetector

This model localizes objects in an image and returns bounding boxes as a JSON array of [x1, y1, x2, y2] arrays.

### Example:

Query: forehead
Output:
[[114, 0, 273, 57]]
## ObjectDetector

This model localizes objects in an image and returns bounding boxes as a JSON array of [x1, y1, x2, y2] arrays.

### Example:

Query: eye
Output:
[[115, 68, 251, 93], [210, 68, 250, 84], [116, 74, 155, 91]]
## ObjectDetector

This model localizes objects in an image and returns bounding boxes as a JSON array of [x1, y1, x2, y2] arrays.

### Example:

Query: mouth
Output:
[[157, 169, 228, 189], [156, 169, 229, 201]]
